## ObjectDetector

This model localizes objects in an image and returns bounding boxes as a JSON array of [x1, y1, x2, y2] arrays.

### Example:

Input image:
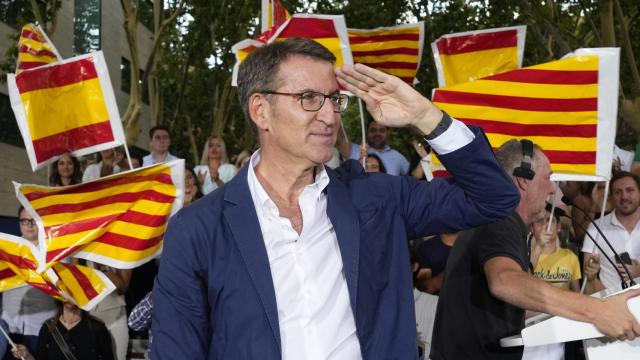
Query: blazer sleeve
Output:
[[151, 212, 211, 359], [399, 126, 519, 238]]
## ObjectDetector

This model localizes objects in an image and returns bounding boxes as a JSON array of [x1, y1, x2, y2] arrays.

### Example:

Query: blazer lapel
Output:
[[326, 173, 360, 311], [223, 168, 281, 350]]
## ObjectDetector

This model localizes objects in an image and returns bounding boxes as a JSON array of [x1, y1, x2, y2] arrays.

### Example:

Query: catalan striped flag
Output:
[[47, 262, 115, 310], [7, 52, 125, 171], [431, 26, 526, 87], [348, 23, 424, 84], [431, 48, 620, 181], [16, 160, 184, 271], [232, 14, 353, 86], [0, 233, 60, 297], [16, 23, 62, 74], [261, 0, 291, 33]]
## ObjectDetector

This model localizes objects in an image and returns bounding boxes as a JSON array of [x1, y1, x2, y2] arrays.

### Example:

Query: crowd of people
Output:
[[2, 37, 640, 360]]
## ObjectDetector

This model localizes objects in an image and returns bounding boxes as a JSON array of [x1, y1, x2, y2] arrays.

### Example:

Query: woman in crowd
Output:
[[10, 301, 114, 360], [49, 154, 82, 186], [184, 167, 203, 207], [234, 150, 252, 172], [82, 149, 121, 182], [195, 135, 236, 195]]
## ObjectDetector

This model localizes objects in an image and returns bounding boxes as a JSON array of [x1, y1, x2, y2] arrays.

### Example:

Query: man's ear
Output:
[[515, 176, 528, 191], [248, 93, 271, 131]]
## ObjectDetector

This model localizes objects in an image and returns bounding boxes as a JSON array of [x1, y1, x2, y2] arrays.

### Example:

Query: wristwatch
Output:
[[422, 111, 452, 141]]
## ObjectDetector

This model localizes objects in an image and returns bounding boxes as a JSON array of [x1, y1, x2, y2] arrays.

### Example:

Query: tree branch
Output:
[[614, 0, 640, 96]]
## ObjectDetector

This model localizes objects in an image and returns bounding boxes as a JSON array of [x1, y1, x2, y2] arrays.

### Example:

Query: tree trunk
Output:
[[120, 0, 143, 146]]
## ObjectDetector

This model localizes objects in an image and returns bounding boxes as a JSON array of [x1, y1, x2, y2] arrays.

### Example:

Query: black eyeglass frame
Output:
[[259, 90, 349, 113], [18, 218, 36, 226]]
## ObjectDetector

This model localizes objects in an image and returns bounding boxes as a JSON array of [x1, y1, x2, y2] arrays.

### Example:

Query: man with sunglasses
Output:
[[152, 38, 519, 359], [1, 207, 56, 359]]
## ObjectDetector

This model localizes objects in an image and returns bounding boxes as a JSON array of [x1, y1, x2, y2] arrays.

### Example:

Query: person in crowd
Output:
[[194, 135, 237, 195], [431, 139, 640, 360], [49, 153, 82, 186], [82, 149, 121, 182], [339, 120, 410, 176], [410, 246, 438, 360], [415, 233, 457, 294], [184, 167, 203, 206], [582, 171, 640, 293], [531, 206, 581, 291], [410, 139, 434, 181], [113, 146, 141, 171], [151, 38, 519, 359], [234, 150, 253, 172], [364, 153, 386, 173], [2, 208, 56, 359], [10, 301, 114, 360], [142, 125, 179, 166]]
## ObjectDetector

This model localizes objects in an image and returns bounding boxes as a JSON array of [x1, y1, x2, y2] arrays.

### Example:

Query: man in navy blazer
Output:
[[151, 38, 519, 359]]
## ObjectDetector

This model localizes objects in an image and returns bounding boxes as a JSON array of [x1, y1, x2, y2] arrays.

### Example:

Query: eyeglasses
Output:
[[19, 218, 36, 227], [260, 90, 349, 113]]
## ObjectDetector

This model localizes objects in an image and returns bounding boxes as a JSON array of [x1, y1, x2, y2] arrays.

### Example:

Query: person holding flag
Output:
[[151, 38, 519, 359]]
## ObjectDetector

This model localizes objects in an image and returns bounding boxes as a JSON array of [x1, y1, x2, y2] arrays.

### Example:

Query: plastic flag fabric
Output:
[[7, 51, 125, 171], [431, 26, 526, 87], [261, 0, 291, 33], [48, 262, 116, 310], [232, 14, 353, 86], [16, 160, 185, 271], [16, 23, 62, 74], [348, 23, 424, 84], [431, 48, 619, 181]]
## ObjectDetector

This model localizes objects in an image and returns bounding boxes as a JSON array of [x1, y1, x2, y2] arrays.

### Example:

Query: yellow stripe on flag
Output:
[[530, 56, 598, 71], [353, 53, 417, 64], [40, 200, 173, 227], [445, 80, 598, 99], [21, 78, 109, 140], [350, 40, 421, 52], [78, 242, 162, 263], [18, 51, 57, 63], [439, 47, 519, 86], [485, 134, 596, 152]]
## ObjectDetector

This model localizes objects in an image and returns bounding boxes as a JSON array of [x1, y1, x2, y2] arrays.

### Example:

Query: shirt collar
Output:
[[247, 149, 330, 210]]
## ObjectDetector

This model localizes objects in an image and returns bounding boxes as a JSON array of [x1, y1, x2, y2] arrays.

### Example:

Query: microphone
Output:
[[559, 197, 635, 288]]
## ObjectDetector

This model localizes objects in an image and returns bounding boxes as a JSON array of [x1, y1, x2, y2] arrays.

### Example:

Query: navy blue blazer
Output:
[[151, 127, 519, 359]]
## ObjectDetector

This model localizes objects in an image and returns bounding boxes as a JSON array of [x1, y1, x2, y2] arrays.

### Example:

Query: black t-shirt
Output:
[[36, 316, 115, 360], [431, 212, 529, 360]]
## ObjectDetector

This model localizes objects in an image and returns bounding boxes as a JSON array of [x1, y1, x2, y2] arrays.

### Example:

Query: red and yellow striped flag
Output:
[[48, 262, 116, 310], [348, 23, 424, 84], [431, 26, 526, 87], [431, 48, 620, 180], [16, 24, 62, 74], [261, 0, 291, 33], [0, 233, 116, 310], [7, 52, 125, 171], [15, 160, 185, 271]]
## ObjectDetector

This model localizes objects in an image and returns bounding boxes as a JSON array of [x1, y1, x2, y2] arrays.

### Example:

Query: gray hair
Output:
[[495, 139, 543, 178], [236, 38, 336, 134]]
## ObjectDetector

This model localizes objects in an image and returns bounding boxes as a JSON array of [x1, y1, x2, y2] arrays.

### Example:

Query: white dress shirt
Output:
[[582, 211, 640, 290], [248, 151, 362, 360]]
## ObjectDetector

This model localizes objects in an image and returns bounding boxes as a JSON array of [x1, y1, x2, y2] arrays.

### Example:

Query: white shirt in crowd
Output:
[[582, 211, 640, 290], [82, 162, 121, 182], [142, 153, 179, 167], [193, 163, 236, 195]]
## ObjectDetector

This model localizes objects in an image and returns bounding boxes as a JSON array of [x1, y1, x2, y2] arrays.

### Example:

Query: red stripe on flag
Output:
[[433, 90, 597, 112], [349, 34, 420, 44], [364, 61, 417, 70], [0, 267, 16, 280], [44, 211, 168, 238], [28, 281, 60, 297], [36, 190, 175, 216], [20, 29, 45, 42], [26, 173, 174, 201], [67, 265, 98, 300], [17, 62, 49, 70], [485, 69, 598, 84], [399, 77, 414, 83], [352, 47, 419, 57], [459, 118, 598, 137], [544, 150, 596, 164], [46, 245, 83, 264], [0, 249, 37, 270], [18, 45, 57, 59], [433, 170, 450, 178], [95, 232, 163, 251], [16, 58, 98, 93], [436, 29, 517, 55], [32, 121, 115, 163], [277, 18, 338, 39]]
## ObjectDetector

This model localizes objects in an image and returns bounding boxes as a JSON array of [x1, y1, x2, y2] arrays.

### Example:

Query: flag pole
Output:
[[0, 324, 25, 360], [358, 98, 366, 167], [123, 144, 133, 170]]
